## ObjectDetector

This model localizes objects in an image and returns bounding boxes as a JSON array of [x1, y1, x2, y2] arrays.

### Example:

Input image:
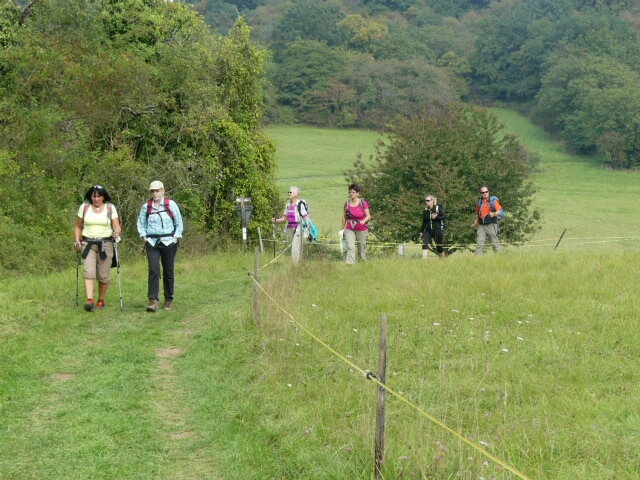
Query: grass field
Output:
[[269, 125, 380, 235], [2, 111, 640, 480], [269, 112, 640, 252]]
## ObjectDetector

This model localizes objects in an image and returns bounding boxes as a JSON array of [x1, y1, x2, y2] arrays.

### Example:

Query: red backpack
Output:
[[146, 197, 176, 235]]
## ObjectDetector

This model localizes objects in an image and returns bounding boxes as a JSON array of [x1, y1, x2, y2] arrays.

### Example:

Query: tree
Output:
[[270, 0, 345, 57], [347, 104, 540, 251], [0, 0, 279, 273]]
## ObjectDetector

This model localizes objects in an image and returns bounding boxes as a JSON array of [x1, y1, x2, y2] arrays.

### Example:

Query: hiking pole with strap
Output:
[[114, 238, 124, 312], [272, 221, 277, 258], [76, 250, 81, 307]]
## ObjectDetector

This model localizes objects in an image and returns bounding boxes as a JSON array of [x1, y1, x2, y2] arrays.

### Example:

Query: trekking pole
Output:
[[76, 250, 81, 307], [272, 217, 277, 258], [114, 238, 124, 311]]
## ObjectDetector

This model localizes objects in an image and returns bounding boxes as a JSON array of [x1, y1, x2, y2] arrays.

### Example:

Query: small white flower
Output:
[[433, 322, 440, 326], [295, 343, 300, 346], [502, 348, 509, 352], [287, 384, 292, 388], [452, 309, 460, 313], [353, 328, 358, 332], [517, 336, 525, 341], [312, 304, 317, 307]]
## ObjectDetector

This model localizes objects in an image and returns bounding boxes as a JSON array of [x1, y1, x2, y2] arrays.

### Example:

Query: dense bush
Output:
[[0, 0, 280, 274]]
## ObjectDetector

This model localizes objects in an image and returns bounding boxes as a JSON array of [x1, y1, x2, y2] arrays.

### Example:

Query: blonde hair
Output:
[[289, 186, 301, 197], [426, 195, 437, 205]]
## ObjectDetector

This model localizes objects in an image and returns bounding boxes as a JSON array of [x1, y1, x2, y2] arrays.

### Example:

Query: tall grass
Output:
[[3, 113, 640, 479], [4, 249, 639, 478]]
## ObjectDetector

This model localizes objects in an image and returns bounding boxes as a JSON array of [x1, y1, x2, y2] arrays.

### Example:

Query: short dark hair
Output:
[[348, 183, 361, 193], [84, 184, 113, 203]]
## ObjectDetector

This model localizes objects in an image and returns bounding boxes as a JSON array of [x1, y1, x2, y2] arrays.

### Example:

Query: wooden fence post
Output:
[[375, 314, 388, 479], [253, 247, 260, 324]]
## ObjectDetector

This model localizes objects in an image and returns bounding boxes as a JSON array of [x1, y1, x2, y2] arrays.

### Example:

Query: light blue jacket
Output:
[[137, 198, 184, 246]]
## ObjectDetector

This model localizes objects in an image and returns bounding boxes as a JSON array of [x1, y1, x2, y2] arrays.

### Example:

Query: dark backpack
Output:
[[434, 205, 446, 228], [296, 200, 318, 242], [478, 196, 504, 220], [344, 198, 365, 219]]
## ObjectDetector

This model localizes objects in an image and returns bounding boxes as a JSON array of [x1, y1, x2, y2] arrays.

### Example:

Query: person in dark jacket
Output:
[[420, 195, 447, 258]]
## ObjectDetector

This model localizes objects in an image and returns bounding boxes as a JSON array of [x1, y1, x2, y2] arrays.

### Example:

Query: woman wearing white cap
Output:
[[136, 180, 184, 312]]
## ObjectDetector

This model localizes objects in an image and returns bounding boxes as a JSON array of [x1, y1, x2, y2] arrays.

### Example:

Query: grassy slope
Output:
[[492, 109, 640, 247], [269, 125, 380, 234], [271, 114, 640, 250], [2, 113, 640, 479]]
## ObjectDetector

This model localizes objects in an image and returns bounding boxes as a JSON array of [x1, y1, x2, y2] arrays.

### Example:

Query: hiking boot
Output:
[[96, 299, 105, 309], [84, 300, 95, 312], [146, 299, 159, 312], [163, 299, 173, 311]]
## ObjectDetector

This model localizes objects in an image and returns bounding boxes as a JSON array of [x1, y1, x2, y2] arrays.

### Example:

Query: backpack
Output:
[[434, 205, 446, 228], [478, 196, 504, 220], [344, 198, 365, 219], [147, 197, 176, 223], [297, 200, 318, 242], [82, 202, 118, 267], [82, 202, 114, 226], [146, 197, 177, 235]]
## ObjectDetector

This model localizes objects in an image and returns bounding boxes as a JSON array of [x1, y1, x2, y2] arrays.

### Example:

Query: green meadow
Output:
[[2, 112, 640, 479], [270, 111, 640, 252]]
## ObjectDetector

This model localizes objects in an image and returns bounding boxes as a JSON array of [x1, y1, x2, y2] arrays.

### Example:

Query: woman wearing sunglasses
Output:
[[74, 184, 121, 311], [273, 186, 310, 264], [420, 195, 447, 258]]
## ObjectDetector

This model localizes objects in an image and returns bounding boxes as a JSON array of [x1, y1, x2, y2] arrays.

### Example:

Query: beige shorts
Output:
[[82, 241, 114, 283]]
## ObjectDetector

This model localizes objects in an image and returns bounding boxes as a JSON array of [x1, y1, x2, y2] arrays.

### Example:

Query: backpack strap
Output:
[[82, 202, 113, 227], [146, 197, 176, 236]]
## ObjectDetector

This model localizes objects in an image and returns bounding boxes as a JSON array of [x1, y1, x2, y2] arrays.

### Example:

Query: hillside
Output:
[[269, 112, 640, 252]]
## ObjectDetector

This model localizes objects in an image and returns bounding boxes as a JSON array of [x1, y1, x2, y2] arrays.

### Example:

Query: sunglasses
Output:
[[481, 191, 489, 194], [425, 198, 432, 202]]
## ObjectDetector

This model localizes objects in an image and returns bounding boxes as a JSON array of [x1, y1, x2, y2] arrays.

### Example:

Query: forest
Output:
[[197, 0, 640, 168]]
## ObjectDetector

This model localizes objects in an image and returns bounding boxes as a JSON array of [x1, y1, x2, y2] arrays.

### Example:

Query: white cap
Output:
[[149, 180, 164, 190]]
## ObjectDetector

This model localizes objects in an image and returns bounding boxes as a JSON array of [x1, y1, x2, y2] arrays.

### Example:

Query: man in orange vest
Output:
[[471, 185, 502, 256]]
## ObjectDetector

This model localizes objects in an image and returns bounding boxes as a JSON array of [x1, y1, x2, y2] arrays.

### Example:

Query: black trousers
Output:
[[422, 229, 446, 254], [146, 241, 178, 301]]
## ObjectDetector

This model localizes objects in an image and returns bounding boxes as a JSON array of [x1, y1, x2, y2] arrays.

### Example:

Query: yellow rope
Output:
[[250, 275, 534, 480]]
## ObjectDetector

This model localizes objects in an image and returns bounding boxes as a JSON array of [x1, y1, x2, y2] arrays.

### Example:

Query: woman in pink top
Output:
[[273, 186, 310, 264], [341, 183, 370, 264]]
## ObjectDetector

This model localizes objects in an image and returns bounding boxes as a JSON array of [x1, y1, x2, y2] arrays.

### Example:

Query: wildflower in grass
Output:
[[433, 322, 440, 326], [452, 309, 459, 312], [502, 348, 509, 352], [517, 336, 525, 341]]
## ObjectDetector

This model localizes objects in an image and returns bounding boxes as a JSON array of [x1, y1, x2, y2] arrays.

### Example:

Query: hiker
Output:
[[272, 186, 310, 264], [74, 184, 121, 312], [419, 195, 447, 258], [137, 180, 184, 312], [471, 185, 502, 255], [342, 183, 370, 265]]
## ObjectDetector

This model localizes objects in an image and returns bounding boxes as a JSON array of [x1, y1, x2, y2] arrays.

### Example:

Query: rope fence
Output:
[[249, 248, 535, 480]]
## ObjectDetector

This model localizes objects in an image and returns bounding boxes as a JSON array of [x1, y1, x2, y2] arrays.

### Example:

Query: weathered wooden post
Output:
[[375, 314, 388, 479]]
